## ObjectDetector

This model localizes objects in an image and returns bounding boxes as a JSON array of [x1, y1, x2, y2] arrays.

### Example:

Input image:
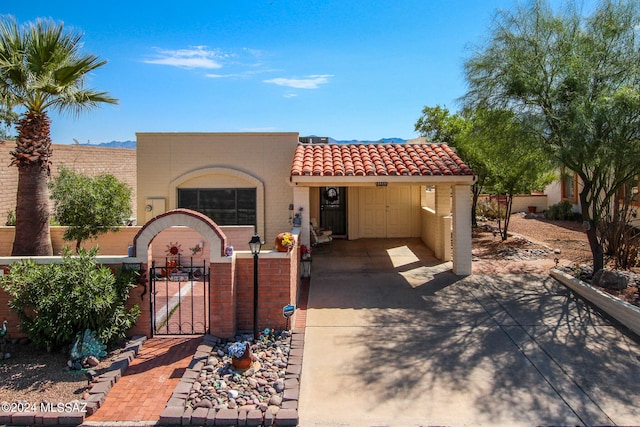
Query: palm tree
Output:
[[0, 17, 117, 255]]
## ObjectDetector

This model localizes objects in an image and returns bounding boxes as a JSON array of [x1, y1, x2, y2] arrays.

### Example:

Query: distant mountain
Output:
[[82, 137, 409, 149], [81, 140, 136, 149], [331, 137, 408, 144]]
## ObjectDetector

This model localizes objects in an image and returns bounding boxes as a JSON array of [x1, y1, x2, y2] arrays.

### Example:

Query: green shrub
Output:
[[477, 198, 507, 220], [1, 247, 140, 351], [5, 210, 15, 226], [544, 200, 576, 220]]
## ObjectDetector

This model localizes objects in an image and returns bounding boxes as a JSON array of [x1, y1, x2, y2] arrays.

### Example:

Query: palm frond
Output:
[[0, 16, 117, 115]]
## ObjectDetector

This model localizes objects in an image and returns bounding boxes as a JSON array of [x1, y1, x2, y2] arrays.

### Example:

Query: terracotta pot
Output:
[[231, 342, 252, 370], [275, 232, 293, 252]]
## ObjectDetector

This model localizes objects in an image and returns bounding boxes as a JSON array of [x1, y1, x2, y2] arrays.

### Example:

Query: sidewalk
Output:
[[86, 336, 202, 423]]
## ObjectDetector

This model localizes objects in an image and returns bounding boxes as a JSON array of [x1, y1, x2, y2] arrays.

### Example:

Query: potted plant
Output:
[[275, 232, 295, 252], [229, 341, 252, 370]]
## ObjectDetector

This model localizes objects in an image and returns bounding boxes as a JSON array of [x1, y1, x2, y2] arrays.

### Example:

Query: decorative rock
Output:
[[269, 395, 283, 406], [186, 331, 292, 413], [593, 269, 629, 290], [268, 404, 280, 414], [85, 355, 99, 367]]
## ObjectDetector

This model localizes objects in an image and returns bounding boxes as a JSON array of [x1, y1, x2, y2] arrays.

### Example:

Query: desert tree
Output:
[[49, 166, 132, 251], [463, 0, 640, 272], [464, 108, 555, 240], [415, 105, 554, 233], [0, 17, 117, 255], [415, 105, 486, 227]]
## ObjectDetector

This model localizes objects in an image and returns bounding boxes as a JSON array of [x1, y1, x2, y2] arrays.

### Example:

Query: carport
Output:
[[289, 141, 476, 275]]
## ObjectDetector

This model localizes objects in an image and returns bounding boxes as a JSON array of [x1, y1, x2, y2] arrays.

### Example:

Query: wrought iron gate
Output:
[[150, 256, 209, 335]]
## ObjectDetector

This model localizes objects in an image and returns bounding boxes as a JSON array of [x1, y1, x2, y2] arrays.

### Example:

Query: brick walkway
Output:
[[86, 336, 202, 422], [86, 276, 310, 423]]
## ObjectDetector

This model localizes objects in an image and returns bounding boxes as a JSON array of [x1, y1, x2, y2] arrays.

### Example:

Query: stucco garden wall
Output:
[[0, 225, 255, 257], [420, 207, 451, 261]]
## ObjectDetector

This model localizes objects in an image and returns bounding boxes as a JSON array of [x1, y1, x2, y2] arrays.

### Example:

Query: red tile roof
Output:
[[291, 143, 474, 177]]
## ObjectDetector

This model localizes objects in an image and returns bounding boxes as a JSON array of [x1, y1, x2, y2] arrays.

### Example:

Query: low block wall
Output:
[[0, 242, 301, 341], [479, 194, 548, 213], [551, 268, 640, 338], [420, 207, 451, 261], [0, 225, 255, 257]]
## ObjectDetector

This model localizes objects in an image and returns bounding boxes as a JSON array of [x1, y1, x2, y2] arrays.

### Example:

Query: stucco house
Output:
[[136, 132, 476, 275], [0, 132, 477, 339]]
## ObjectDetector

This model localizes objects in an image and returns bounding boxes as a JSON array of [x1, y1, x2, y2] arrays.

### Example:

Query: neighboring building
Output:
[[0, 140, 137, 223], [544, 167, 582, 213], [136, 132, 476, 275]]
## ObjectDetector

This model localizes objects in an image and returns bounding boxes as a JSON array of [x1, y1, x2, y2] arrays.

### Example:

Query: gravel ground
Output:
[[472, 212, 592, 274], [0, 340, 123, 408]]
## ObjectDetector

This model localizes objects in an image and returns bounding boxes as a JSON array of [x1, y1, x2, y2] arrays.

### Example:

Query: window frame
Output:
[[619, 179, 640, 206], [177, 187, 257, 226], [561, 168, 578, 204]]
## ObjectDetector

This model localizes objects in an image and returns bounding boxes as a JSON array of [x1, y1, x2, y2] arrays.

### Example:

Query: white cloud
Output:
[[205, 73, 241, 78], [283, 93, 298, 98], [263, 74, 332, 89], [144, 46, 225, 69], [205, 68, 278, 79]]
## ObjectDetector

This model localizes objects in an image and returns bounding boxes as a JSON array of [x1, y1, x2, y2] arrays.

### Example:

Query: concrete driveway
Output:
[[298, 239, 640, 426]]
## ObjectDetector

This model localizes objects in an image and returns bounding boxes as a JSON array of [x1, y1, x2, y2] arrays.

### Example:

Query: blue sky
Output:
[[4, 0, 522, 144]]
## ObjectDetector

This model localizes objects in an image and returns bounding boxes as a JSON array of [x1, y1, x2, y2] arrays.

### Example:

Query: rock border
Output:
[[0, 336, 147, 426], [159, 330, 304, 426], [551, 268, 640, 337]]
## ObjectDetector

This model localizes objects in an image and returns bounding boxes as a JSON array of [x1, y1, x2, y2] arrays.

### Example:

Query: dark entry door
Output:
[[150, 256, 209, 335], [320, 186, 347, 236]]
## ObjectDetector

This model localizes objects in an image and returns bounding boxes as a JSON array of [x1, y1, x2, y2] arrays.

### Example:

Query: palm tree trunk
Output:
[[12, 162, 53, 255], [11, 112, 53, 256]]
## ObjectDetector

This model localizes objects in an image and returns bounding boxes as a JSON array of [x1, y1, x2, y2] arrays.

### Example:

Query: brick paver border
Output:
[[158, 330, 304, 426]]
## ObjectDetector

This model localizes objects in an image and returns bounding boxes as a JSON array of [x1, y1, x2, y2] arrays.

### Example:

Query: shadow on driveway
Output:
[[299, 239, 640, 426]]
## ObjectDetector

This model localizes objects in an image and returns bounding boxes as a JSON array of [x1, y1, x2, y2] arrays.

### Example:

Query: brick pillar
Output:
[[209, 261, 236, 338], [452, 184, 472, 275], [127, 263, 152, 337], [0, 268, 27, 339]]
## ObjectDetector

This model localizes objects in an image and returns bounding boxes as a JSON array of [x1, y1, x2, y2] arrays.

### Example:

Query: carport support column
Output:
[[434, 185, 451, 260], [452, 184, 472, 276], [293, 186, 311, 247]]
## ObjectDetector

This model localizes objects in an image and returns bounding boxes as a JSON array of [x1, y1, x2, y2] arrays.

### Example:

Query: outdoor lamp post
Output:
[[248, 234, 264, 340]]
